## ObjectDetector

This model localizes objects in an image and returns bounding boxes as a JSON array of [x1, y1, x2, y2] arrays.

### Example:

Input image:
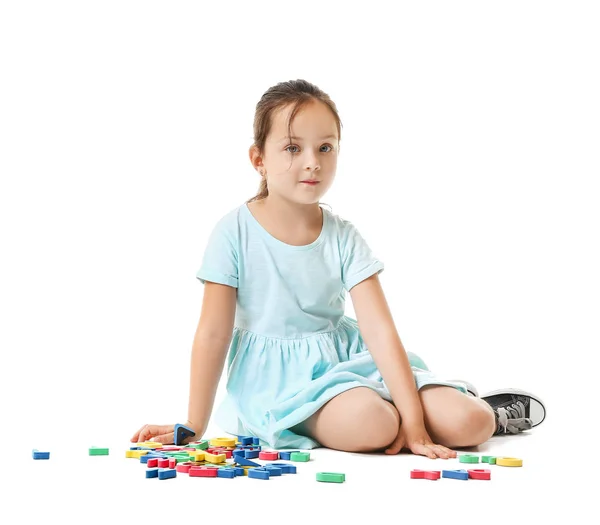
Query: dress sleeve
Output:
[[196, 216, 239, 288], [340, 220, 384, 291]]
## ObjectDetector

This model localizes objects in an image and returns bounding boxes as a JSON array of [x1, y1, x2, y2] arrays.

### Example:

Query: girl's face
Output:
[[255, 100, 339, 205]]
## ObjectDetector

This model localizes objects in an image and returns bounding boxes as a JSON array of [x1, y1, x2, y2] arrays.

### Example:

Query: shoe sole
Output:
[[481, 388, 546, 427]]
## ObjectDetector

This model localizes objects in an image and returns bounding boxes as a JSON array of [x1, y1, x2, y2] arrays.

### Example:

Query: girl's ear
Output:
[[249, 145, 263, 172]]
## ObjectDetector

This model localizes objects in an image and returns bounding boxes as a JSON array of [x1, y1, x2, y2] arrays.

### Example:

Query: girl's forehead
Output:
[[270, 102, 338, 141]]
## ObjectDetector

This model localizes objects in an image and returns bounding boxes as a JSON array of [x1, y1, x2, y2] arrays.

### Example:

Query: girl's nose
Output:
[[303, 148, 321, 171], [304, 156, 320, 172]]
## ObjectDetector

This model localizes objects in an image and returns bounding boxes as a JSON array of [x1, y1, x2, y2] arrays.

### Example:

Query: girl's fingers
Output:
[[412, 443, 436, 459], [139, 425, 164, 443], [424, 446, 437, 459], [437, 445, 457, 458], [130, 424, 149, 442], [137, 426, 156, 443], [151, 432, 175, 445], [417, 443, 446, 459], [431, 445, 451, 459], [442, 446, 457, 458], [432, 446, 450, 459], [131, 424, 176, 444]]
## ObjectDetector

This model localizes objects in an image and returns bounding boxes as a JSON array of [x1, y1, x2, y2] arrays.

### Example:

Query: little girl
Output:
[[131, 79, 546, 458]]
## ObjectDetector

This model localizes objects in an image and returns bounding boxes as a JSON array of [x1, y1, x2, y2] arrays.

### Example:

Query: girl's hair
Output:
[[246, 79, 342, 204]]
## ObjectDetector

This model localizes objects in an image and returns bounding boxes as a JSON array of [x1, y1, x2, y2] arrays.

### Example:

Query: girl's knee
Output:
[[355, 398, 400, 450], [421, 387, 497, 447], [455, 400, 496, 446], [300, 388, 400, 452]]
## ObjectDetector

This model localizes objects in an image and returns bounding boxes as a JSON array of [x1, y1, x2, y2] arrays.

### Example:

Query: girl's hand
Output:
[[384, 425, 456, 459], [130, 421, 198, 445]]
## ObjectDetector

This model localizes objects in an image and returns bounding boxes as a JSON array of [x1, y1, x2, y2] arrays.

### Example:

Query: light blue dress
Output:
[[196, 203, 466, 449]]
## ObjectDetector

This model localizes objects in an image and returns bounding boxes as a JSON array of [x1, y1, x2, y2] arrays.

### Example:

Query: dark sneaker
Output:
[[481, 388, 546, 433], [449, 379, 479, 397]]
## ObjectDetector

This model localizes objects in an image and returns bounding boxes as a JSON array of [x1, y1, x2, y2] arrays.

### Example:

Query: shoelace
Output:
[[495, 400, 533, 434]]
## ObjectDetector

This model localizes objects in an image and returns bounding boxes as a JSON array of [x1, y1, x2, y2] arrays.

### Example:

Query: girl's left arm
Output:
[[349, 274, 427, 429], [351, 274, 457, 458]]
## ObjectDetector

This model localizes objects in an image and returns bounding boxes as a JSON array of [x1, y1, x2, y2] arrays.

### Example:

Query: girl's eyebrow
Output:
[[277, 135, 338, 142]]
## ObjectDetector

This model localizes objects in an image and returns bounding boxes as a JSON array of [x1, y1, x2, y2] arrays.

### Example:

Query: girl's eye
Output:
[[285, 144, 333, 154]]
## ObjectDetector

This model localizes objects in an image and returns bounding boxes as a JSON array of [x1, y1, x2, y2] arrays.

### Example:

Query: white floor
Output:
[[7, 415, 591, 524], [3, 2, 598, 523]]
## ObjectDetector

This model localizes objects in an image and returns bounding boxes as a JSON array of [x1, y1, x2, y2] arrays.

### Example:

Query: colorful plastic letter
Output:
[[89, 447, 109, 456], [248, 468, 270, 480], [496, 457, 523, 467], [173, 424, 195, 445], [32, 449, 50, 460], [316, 472, 345, 483], [442, 469, 469, 480], [468, 469, 491, 480], [290, 452, 310, 462], [158, 468, 177, 480]]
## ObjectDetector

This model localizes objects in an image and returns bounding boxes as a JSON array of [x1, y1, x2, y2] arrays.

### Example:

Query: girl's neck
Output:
[[248, 196, 324, 246], [253, 195, 322, 229]]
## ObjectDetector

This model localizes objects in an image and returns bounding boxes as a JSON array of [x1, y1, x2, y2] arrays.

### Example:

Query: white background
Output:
[[1, 1, 597, 522]]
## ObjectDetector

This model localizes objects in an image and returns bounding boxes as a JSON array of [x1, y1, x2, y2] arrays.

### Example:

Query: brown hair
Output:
[[246, 79, 342, 204]]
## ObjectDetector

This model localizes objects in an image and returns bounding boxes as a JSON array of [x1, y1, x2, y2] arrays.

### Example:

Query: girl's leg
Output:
[[290, 385, 496, 453], [419, 385, 497, 448], [289, 387, 400, 453]]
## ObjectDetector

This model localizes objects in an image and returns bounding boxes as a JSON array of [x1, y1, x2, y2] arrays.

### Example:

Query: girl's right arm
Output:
[[130, 281, 237, 444], [187, 281, 237, 434]]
